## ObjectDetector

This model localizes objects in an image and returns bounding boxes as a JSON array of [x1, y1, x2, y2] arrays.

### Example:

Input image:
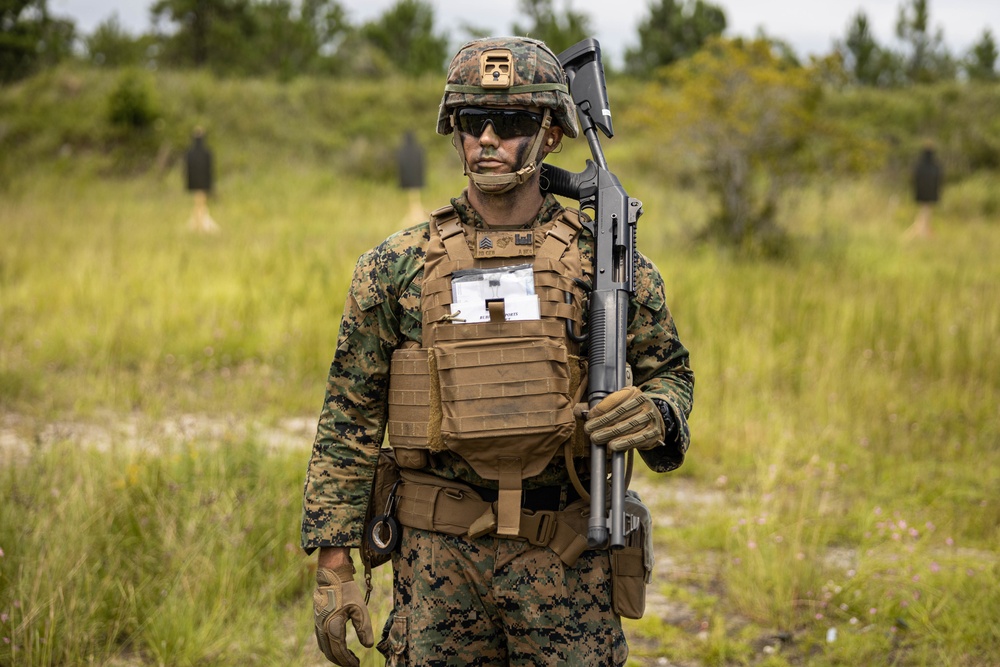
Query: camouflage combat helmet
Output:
[[438, 36, 578, 194], [437, 36, 579, 139]]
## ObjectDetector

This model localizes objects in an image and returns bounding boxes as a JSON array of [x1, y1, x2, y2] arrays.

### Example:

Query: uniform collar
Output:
[[450, 190, 563, 230]]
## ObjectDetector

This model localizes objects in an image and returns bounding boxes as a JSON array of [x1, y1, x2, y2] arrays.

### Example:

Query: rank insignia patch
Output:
[[474, 230, 536, 258]]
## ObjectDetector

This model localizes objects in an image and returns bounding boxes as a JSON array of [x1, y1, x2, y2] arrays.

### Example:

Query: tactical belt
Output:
[[467, 481, 581, 512], [394, 469, 591, 567]]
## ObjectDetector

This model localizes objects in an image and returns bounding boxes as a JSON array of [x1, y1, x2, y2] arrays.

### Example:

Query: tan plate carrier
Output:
[[387, 205, 591, 541]]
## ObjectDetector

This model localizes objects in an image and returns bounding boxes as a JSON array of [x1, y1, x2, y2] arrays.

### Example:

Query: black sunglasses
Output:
[[455, 107, 543, 139]]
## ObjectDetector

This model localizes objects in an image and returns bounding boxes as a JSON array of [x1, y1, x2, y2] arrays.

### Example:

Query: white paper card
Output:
[[449, 264, 540, 323], [450, 294, 540, 323]]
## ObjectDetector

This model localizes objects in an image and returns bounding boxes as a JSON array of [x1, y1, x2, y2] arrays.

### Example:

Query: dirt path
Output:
[[0, 411, 316, 458]]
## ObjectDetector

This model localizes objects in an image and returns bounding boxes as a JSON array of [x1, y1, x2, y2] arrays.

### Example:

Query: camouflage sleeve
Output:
[[300, 228, 425, 553], [627, 252, 695, 472]]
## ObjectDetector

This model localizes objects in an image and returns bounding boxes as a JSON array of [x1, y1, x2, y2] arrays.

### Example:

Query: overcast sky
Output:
[[51, 0, 1000, 68]]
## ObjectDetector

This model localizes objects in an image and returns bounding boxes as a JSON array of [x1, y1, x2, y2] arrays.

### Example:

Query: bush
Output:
[[107, 69, 159, 131], [630, 37, 831, 252]]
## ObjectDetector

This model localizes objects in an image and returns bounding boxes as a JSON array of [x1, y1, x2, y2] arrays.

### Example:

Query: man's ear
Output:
[[543, 126, 564, 154]]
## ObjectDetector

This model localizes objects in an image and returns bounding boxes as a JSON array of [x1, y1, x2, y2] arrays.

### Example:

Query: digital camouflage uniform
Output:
[[302, 195, 693, 665], [302, 36, 694, 667]]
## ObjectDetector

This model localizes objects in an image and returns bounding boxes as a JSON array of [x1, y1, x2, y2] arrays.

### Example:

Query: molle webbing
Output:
[[421, 212, 587, 344], [388, 206, 587, 451], [437, 343, 570, 405], [386, 347, 436, 448], [393, 470, 590, 566], [387, 205, 590, 537]]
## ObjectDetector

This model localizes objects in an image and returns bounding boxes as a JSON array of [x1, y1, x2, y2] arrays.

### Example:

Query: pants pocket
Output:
[[377, 614, 409, 666], [611, 629, 629, 666]]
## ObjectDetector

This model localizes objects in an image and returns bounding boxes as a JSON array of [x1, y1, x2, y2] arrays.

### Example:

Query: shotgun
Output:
[[541, 38, 642, 550]]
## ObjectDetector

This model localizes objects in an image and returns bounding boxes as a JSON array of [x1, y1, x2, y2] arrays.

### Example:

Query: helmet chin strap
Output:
[[453, 109, 552, 195]]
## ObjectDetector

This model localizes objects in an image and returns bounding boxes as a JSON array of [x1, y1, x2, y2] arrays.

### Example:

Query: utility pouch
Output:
[[611, 547, 646, 619], [435, 334, 575, 479], [611, 490, 654, 619], [387, 346, 433, 469]]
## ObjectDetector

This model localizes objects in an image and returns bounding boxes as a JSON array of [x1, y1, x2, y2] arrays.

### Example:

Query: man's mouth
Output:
[[475, 157, 504, 171]]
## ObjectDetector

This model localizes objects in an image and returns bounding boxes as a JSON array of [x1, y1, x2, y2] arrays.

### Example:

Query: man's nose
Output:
[[477, 121, 501, 146]]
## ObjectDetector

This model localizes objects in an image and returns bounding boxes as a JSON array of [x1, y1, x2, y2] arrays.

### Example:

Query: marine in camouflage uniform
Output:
[[303, 36, 694, 667]]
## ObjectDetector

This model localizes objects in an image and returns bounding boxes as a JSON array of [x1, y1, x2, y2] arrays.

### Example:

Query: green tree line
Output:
[[3, 0, 997, 254], [2, 0, 996, 83]]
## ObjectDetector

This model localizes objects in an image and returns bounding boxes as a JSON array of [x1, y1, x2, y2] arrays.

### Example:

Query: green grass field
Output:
[[1, 69, 999, 666]]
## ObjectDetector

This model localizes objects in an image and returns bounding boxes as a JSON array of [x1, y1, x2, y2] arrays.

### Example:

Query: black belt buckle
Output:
[[524, 486, 562, 511], [470, 483, 578, 512]]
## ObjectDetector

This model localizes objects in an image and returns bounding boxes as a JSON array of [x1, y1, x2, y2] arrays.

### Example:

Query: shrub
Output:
[[107, 69, 159, 131]]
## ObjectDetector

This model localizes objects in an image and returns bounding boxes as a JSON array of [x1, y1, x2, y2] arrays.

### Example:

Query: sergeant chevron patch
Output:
[[474, 230, 536, 258]]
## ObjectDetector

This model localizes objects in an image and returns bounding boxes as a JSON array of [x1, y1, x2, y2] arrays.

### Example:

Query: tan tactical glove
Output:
[[313, 563, 375, 667], [584, 386, 666, 452]]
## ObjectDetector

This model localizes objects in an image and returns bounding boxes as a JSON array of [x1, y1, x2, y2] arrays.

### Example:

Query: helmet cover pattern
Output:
[[436, 36, 579, 139]]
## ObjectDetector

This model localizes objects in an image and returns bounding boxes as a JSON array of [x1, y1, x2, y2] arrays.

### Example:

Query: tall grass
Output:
[[0, 167, 441, 417], [624, 176, 1000, 666], [0, 438, 313, 665]]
